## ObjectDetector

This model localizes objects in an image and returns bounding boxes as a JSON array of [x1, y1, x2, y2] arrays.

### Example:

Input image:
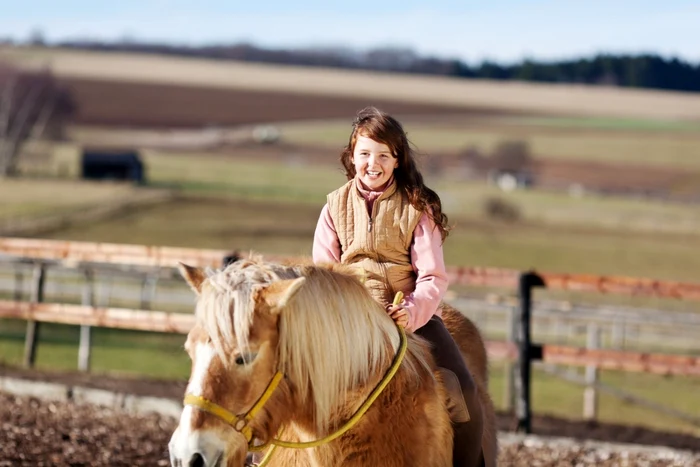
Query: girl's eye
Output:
[[235, 356, 246, 365]]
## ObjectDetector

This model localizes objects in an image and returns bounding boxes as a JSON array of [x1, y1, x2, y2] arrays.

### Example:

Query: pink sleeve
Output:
[[312, 204, 342, 264], [402, 212, 449, 332]]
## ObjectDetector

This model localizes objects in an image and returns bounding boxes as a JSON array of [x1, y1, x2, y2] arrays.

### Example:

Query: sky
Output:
[[2, 0, 699, 65]]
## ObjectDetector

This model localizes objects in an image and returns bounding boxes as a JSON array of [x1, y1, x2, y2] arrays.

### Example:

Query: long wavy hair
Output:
[[340, 106, 450, 241]]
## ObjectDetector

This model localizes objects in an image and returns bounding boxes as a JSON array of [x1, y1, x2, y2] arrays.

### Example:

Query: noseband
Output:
[[184, 371, 284, 447]]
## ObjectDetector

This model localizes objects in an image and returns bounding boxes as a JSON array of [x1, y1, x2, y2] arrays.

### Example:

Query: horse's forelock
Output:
[[195, 259, 292, 361]]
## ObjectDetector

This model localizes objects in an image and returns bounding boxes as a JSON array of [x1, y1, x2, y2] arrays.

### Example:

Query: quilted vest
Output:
[[327, 179, 423, 305]]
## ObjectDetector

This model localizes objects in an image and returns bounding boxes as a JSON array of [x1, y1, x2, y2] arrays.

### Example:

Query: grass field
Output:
[[277, 118, 700, 169], [8, 150, 700, 283], [0, 179, 147, 219]]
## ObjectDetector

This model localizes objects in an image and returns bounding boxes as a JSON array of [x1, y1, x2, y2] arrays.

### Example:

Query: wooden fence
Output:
[[2, 237, 699, 433]]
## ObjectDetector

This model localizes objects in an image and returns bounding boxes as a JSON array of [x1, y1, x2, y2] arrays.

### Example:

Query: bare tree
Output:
[[0, 62, 75, 177]]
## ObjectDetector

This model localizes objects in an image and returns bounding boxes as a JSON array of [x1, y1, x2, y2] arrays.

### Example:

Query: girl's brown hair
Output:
[[340, 106, 451, 241]]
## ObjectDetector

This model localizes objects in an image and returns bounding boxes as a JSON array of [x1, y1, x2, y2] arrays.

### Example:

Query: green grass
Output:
[[0, 179, 145, 220], [508, 115, 700, 132], [39, 197, 322, 256], [488, 362, 700, 436], [0, 320, 190, 379], [33, 194, 700, 284], [276, 119, 700, 170], [10, 147, 700, 285], [436, 180, 700, 236], [145, 151, 345, 203], [7, 153, 696, 288]]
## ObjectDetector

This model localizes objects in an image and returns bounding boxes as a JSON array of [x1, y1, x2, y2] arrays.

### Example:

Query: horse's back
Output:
[[440, 304, 489, 385]]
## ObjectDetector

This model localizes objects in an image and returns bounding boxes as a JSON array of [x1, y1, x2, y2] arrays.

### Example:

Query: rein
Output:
[[183, 292, 407, 465]]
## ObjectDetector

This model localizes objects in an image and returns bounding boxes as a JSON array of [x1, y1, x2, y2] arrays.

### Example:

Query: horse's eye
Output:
[[234, 353, 257, 365]]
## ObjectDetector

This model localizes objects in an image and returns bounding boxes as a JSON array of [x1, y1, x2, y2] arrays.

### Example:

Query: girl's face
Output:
[[351, 135, 398, 191]]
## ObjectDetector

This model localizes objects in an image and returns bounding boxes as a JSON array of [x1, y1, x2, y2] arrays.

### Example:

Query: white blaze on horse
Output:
[[169, 258, 497, 467]]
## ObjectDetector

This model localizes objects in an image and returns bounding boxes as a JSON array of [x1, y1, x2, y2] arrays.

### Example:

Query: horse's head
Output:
[[168, 260, 304, 467]]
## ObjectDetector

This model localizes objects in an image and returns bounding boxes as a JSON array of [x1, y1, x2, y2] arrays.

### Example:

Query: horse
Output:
[[168, 257, 497, 467]]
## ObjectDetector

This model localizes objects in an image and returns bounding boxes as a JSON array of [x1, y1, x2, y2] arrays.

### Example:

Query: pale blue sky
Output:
[[3, 1, 698, 64]]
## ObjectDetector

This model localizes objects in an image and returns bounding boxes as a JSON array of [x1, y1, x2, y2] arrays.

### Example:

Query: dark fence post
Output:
[[23, 263, 46, 368], [515, 270, 545, 433]]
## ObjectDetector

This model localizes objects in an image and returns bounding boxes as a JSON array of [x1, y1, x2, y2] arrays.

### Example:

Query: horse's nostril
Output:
[[189, 452, 205, 467]]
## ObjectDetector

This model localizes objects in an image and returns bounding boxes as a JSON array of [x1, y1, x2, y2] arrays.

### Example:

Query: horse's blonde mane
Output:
[[195, 258, 429, 433]]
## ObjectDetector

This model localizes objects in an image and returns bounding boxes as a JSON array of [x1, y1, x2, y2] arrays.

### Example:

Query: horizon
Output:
[[2, 1, 699, 66]]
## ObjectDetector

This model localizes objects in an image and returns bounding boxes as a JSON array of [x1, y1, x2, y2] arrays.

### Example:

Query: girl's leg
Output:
[[415, 316, 485, 467]]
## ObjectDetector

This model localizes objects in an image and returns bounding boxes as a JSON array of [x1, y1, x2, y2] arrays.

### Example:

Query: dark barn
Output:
[[81, 149, 145, 184]]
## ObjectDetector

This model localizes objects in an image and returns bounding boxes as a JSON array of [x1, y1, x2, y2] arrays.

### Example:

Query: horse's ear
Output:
[[178, 262, 206, 295], [256, 277, 306, 313]]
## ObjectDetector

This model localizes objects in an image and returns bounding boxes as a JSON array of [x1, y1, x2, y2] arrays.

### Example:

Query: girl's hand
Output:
[[386, 304, 409, 328]]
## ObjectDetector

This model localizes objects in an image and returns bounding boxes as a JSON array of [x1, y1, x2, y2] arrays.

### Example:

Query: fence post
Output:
[[140, 273, 159, 310], [13, 265, 24, 301], [502, 301, 518, 411], [515, 271, 545, 434], [611, 319, 625, 350], [78, 268, 94, 372], [23, 263, 46, 368], [583, 323, 601, 420]]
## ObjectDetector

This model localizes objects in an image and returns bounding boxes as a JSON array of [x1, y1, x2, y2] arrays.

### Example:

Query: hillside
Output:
[[2, 46, 700, 121]]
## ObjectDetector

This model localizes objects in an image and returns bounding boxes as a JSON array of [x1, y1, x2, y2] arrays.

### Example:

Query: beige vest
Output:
[[327, 179, 423, 304]]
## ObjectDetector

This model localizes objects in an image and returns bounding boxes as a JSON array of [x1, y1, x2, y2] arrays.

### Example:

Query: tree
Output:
[[0, 63, 75, 177]]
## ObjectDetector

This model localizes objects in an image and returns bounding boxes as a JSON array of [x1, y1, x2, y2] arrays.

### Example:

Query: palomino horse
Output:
[[169, 258, 497, 466]]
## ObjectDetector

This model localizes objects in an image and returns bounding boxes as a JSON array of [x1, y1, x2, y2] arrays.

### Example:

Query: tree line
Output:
[[35, 39, 700, 93]]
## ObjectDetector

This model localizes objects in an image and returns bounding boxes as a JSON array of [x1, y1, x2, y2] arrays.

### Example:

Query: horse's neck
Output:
[[273, 347, 432, 466]]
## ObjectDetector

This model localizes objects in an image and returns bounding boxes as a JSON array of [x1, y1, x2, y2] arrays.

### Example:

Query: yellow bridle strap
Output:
[[256, 323, 407, 452], [184, 371, 284, 441]]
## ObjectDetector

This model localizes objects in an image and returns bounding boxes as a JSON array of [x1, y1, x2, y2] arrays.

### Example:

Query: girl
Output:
[[313, 106, 484, 467]]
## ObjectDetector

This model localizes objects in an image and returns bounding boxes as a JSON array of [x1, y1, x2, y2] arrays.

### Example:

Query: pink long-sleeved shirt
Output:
[[312, 178, 448, 332]]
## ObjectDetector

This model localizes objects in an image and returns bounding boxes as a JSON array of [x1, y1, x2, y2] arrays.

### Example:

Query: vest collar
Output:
[[354, 175, 397, 202]]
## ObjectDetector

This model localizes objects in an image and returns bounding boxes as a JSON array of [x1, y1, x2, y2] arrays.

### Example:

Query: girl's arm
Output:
[[402, 212, 449, 331], [312, 204, 342, 263]]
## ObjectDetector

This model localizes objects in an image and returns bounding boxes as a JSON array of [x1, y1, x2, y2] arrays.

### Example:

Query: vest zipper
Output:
[[367, 205, 393, 300]]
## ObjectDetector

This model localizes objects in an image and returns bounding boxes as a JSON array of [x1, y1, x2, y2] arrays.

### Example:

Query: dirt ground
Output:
[[2, 389, 698, 466], [2, 364, 699, 457]]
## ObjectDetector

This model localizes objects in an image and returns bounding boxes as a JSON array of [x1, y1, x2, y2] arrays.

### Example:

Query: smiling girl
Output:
[[312, 106, 485, 466]]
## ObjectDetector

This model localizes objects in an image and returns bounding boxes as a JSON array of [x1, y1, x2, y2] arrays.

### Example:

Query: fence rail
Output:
[[1, 300, 697, 377], [4, 237, 700, 300], [0, 300, 193, 334], [0, 237, 234, 269]]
